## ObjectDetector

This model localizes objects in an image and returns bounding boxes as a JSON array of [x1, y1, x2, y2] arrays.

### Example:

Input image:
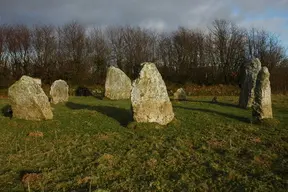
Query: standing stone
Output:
[[8, 75, 53, 120], [174, 88, 187, 100], [131, 62, 174, 125], [252, 67, 273, 121], [33, 78, 41, 86], [239, 58, 262, 108], [105, 66, 132, 100], [50, 79, 69, 104]]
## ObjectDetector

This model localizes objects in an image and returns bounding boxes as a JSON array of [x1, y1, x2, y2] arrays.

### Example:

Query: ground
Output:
[[0, 96, 287, 191]]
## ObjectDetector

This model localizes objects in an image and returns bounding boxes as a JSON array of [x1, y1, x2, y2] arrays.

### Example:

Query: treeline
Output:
[[0, 19, 287, 87]]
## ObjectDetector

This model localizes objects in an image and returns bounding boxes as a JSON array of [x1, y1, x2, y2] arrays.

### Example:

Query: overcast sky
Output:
[[0, 0, 287, 47]]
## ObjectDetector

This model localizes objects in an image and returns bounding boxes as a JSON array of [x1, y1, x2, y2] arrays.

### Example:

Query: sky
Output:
[[0, 0, 287, 49]]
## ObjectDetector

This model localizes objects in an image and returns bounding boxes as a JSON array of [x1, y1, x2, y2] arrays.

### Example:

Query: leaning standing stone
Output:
[[50, 79, 69, 104], [131, 62, 174, 125], [252, 67, 273, 121], [105, 66, 132, 100], [8, 75, 53, 120], [239, 58, 262, 108], [174, 88, 187, 100]]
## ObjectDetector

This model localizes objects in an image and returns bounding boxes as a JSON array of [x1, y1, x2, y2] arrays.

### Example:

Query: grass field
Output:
[[0, 96, 287, 191]]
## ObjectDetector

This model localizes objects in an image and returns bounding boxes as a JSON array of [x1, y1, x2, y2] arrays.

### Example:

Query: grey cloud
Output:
[[0, 0, 287, 40], [0, 0, 235, 27]]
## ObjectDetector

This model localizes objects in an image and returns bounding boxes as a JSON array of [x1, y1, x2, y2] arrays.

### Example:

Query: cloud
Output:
[[0, 0, 287, 47]]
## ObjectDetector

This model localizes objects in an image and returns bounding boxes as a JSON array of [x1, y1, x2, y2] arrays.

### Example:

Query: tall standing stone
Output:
[[105, 66, 132, 100], [50, 79, 69, 104], [8, 75, 53, 120], [252, 67, 273, 121], [131, 62, 174, 125], [174, 88, 187, 100], [239, 58, 262, 108]]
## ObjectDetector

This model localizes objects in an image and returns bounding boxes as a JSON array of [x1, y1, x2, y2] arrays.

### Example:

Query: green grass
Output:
[[0, 96, 287, 191]]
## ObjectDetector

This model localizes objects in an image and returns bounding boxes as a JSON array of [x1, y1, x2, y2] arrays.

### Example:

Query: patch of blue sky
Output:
[[231, 6, 240, 16]]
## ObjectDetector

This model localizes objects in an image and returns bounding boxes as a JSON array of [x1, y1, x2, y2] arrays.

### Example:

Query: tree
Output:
[[207, 19, 246, 83], [246, 28, 286, 71], [31, 24, 57, 83], [57, 22, 88, 84], [170, 27, 207, 82], [122, 26, 158, 78], [106, 26, 126, 71], [0, 25, 11, 86], [0, 21, 287, 88], [5, 25, 32, 79], [86, 27, 110, 84]]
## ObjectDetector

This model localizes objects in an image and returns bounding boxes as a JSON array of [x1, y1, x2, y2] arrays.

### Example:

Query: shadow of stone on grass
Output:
[[174, 106, 250, 123], [184, 98, 240, 108], [66, 102, 133, 126]]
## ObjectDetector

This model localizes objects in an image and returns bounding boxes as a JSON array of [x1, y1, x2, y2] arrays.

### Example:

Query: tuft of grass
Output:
[[0, 95, 287, 191], [254, 118, 281, 127]]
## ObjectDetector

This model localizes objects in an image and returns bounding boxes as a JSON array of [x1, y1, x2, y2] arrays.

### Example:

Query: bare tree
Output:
[[86, 27, 110, 84], [0, 25, 8, 69], [57, 22, 88, 83], [0, 25, 11, 86], [122, 26, 158, 78], [207, 19, 246, 83], [5, 25, 32, 79], [106, 26, 126, 70], [0, 25, 5, 65], [0, 21, 286, 89], [163, 27, 207, 82], [246, 28, 286, 71], [106, 26, 158, 78], [157, 32, 175, 79], [31, 24, 57, 83]]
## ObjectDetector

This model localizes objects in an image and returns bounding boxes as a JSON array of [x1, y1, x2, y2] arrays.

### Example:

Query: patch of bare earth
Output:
[[27, 131, 44, 137], [21, 173, 42, 186], [77, 176, 91, 185]]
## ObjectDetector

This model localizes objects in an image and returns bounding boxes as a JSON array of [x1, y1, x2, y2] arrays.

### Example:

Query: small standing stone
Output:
[[212, 96, 218, 103], [8, 75, 53, 120], [131, 62, 174, 125], [239, 58, 262, 108], [50, 79, 69, 104], [252, 67, 273, 121], [105, 66, 132, 100], [174, 88, 186, 100]]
